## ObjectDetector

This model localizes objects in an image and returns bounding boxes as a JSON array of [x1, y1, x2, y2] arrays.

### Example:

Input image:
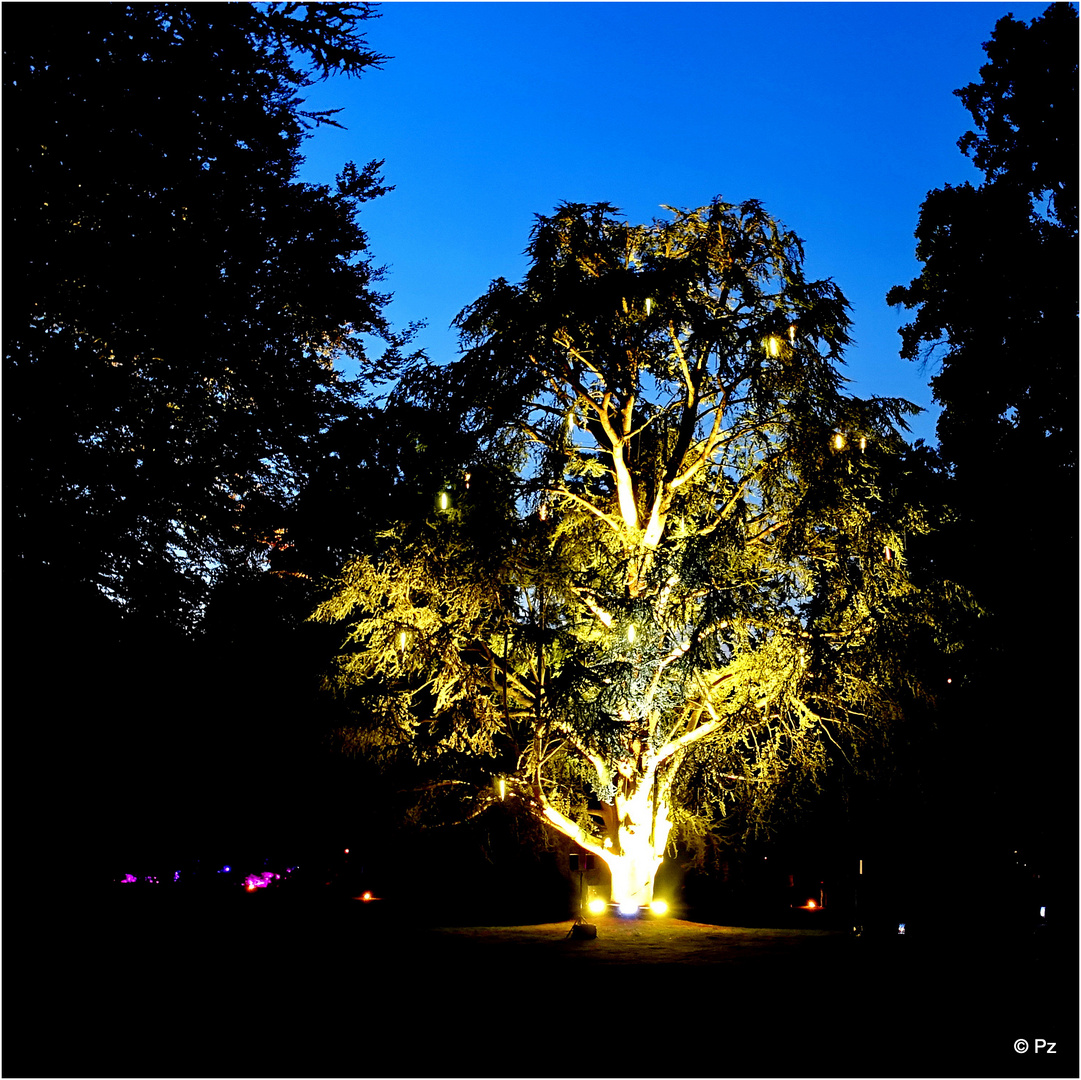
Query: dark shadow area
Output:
[[17, 885, 1075, 1080]]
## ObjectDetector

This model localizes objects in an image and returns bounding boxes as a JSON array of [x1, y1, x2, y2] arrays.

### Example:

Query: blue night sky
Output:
[[295, 1, 1052, 447]]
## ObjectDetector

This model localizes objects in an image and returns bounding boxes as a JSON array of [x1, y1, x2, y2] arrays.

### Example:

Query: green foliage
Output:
[[4, 3, 403, 630], [315, 198, 961, 849]]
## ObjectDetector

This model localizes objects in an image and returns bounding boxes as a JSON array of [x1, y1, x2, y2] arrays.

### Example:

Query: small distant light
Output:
[[1039, 906, 1046, 919], [947, 677, 952, 685], [440, 492, 449, 510], [806, 899, 816, 909], [463, 471, 471, 489], [897, 923, 906, 935], [499, 778, 506, 801], [644, 297, 653, 316], [833, 432, 846, 450], [344, 848, 350, 855], [859, 436, 867, 451], [362, 891, 373, 902], [538, 502, 548, 521], [399, 631, 408, 651], [788, 324, 796, 343]]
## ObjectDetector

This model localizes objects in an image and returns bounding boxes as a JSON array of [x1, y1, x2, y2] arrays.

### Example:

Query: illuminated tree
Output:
[[4, 3, 402, 630], [314, 200, 947, 910]]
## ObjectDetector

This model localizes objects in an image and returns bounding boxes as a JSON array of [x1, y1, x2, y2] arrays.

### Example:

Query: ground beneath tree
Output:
[[23, 895, 1073, 1079], [418, 915, 845, 966]]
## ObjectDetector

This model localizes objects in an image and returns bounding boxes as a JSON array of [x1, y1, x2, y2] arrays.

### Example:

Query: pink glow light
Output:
[[243, 871, 281, 890]]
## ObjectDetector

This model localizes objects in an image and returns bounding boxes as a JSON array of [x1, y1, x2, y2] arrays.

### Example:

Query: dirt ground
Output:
[[417, 915, 845, 966]]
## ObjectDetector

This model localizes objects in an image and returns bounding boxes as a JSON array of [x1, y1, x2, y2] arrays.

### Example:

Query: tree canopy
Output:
[[4, 3, 405, 631], [887, 3, 1077, 484], [313, 199, 953, 905]]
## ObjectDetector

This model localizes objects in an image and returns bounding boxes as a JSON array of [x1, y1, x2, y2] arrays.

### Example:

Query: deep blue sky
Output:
[[296, 1, 1051, 446]]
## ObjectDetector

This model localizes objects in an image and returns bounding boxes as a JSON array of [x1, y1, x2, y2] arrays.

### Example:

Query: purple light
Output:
[[120, 873, 137, 884], [244, 871, 281, 890]]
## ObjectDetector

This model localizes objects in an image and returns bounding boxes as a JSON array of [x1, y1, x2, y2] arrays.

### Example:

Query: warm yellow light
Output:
[[765, 335, 782, 358], [587, 898, 607, 915], [440, 492, 449, 510], [399, 631, 407, 651], [788, 323, 797, 343], [859, 436, 867, 451], [627, 624, 637, 644], [538, 502, 548, 521], [644, 297, 653, 316], [833, 433, 846, 450], [499, 778, 506, 801], [806, 899, 817, 909], [650, 900, 668, 916], [603, 836, 613, 849]]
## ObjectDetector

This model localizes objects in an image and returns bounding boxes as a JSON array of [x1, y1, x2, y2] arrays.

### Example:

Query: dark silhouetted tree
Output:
[[887, 5, 1077, 484], [4, 3, 405, 632], [313, 200, 957, 910], [887, 4, 1077, 864]]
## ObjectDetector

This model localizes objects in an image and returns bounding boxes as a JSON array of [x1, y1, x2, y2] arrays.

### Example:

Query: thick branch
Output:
[[535, 789, 609, 860], [654, 673, 736, 764]]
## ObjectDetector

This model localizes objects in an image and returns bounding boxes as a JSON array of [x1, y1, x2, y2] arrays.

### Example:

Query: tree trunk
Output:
[[599, 773, 673, 908]]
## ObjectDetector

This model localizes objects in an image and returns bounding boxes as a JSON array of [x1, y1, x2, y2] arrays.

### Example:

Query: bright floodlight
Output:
[[649, 899, 668, 916], [587, 898, 606, 915], [618, 900, 639, 917]]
